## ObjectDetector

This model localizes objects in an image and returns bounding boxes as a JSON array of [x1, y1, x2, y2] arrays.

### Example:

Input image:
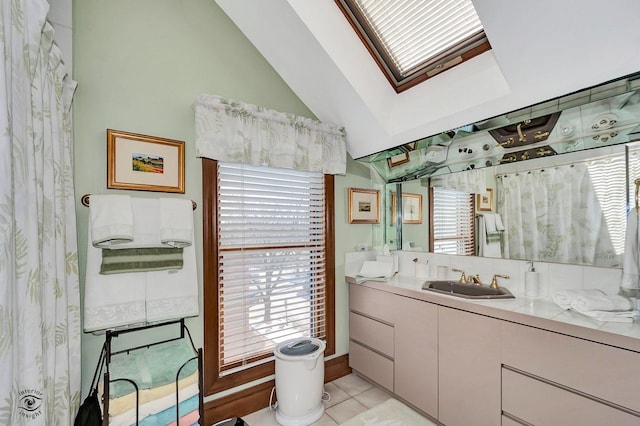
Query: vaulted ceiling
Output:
[[216, 0, 640, 159]]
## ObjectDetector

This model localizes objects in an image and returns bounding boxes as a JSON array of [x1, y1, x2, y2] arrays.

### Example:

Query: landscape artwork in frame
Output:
[[391, 192, 423, 224], [107, 129, 185, 193], [477, 188, 493, 211], [349, 188, 380, 224]]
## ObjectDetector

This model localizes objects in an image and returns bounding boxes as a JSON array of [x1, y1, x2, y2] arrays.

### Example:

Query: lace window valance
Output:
[[194, 94, 347, 174]]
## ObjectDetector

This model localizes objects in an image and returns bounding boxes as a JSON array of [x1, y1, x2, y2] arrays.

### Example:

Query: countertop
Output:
[[346, 274, 640, 354]]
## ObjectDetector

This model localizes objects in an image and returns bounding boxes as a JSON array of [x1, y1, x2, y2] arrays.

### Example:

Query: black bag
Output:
[[74, 344, 106, 426]]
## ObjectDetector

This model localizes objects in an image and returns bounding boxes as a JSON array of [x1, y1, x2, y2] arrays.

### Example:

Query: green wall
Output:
[[73, 0, 378, 398]]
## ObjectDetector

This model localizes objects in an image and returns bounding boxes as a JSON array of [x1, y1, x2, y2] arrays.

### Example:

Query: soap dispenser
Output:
[[524, 261, 539, 298]]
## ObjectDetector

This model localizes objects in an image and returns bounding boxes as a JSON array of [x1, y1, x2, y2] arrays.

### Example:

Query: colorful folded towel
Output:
[[107, 340, 197, 399]]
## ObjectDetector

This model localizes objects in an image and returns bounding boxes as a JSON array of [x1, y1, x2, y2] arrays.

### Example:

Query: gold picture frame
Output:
[[387, 152, 410, 168], [107, 129, 185, 193], [477, 188, 493, 211], [348, 188, 380, 224], [391, 192, 423, 224]]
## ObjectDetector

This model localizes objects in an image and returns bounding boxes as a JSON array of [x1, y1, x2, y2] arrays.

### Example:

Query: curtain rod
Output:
[[81, 194, 197, 210]]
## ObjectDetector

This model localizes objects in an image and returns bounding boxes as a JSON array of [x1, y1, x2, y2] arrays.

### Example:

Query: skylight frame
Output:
[[336, 0, 491, 93]]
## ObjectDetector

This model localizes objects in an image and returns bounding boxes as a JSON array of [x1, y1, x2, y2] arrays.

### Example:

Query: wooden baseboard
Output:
[[204, 354, 351, 425]]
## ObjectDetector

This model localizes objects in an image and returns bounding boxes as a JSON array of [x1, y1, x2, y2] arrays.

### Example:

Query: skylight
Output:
[[336, 0, 491, 92]]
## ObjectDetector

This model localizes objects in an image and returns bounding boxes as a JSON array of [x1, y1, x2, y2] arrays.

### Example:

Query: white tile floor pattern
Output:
[[241, 373, 437, 425]]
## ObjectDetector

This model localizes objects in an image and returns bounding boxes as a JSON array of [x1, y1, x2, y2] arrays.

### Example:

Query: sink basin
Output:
[[421, 280, 515, 299]]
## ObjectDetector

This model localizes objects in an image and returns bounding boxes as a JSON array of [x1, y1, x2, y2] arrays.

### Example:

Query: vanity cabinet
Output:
[[438, 307, 501, 426], [348, 285, 396, 391], [501, 321, 640, 423], [394, 295, 438, 417], [348, 282, 640, 425]]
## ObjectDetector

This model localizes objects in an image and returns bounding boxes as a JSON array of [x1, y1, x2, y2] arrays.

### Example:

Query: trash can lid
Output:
[[278, 338, 320, 356]]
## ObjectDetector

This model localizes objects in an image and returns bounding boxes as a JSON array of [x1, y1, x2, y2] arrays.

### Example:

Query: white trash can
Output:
[[274, 337, 326, 426]]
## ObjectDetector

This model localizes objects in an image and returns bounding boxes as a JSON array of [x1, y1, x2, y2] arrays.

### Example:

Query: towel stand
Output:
[[101, 319, 204, 426], [81, 193, 197, 210]]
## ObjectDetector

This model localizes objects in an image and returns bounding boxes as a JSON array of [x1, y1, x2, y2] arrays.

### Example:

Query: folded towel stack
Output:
[[355, 261, 396, 284], [552, 289, 605, 310], [552, 289, 639, 323]]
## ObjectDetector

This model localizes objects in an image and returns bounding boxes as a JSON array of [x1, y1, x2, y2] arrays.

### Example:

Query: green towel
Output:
[[108, 339, 198, 399], [100, 247, 183, 274]]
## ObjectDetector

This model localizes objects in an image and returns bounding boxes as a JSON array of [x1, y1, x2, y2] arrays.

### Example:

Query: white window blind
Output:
[[431, 187, 475, 255], [350, 0, 485, 77], [217, 163, 326, 374]]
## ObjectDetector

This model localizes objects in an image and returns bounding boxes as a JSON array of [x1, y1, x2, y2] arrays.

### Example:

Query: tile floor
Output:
[[241, 373, 437, 425]]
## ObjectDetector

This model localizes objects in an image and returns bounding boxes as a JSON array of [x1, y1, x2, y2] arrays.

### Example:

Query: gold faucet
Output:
[[451, 268, 466, 283], [490, 274, 510, 289], [467, 274, 483, 286]]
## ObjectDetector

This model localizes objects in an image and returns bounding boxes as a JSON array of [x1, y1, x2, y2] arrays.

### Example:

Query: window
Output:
[[336, 0, 491, 92], [429, 186, 475, 255], [202, 159, 335, 394]]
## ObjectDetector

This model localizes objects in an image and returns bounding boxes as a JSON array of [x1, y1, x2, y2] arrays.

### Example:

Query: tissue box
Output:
[[376, 255, 398, 274]]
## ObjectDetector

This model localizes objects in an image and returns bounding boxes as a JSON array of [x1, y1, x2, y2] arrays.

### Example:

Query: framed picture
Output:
[[387, 152, 410, 168], [348, 188, 380, 224], [477, 188, 493, 211], [391, 192, 423, 224], [403, 141, 417, 151], [107, 129, 185, 193]]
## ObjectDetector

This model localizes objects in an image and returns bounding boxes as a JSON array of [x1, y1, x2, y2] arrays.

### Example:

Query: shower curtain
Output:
[[496, 160, 624, 267], [0, 1, 80, 424]]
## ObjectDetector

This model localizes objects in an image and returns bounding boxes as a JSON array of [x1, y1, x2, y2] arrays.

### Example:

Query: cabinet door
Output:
[[394, 296, 438, 418], [438, 307, 501, 426], [502, 368, 640, 425]]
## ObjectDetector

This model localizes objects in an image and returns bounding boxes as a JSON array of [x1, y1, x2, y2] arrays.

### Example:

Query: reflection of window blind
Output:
[[431, 187, 475, 255], [587, 155, 627, 256], [217, 163, 326, 375]]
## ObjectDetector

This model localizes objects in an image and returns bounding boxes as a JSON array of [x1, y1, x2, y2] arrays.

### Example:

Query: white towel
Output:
[[570, 294, 633, 312], [621, 209, 640, 290], [573, 309, 640, 323], [160, 198, 193, 248], [146, 227, 199, 323], [84, 222, 146, 332], [478, 216, 502, 258], [355, 261, 395, 284], [484, 213, 497, 234], [551, 289, 605, 310], [494, 213, 505, 231], [90, 195, 134, 247], [101, 198, 189, 250]]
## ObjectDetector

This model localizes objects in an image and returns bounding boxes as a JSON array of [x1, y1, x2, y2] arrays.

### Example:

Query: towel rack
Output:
[[81, 194, 197, 210], [635, 179, 640, 212]]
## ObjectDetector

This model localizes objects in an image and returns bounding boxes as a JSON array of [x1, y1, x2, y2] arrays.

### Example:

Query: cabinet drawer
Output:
[[501, 322, 640, 413], [349, 341, 393, 391], [502, 368, 639, 425], [349, 284, 395, 323], [349, 312, 394, 357]]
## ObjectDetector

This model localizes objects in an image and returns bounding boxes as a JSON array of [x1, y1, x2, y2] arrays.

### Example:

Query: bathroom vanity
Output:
[[347, 277, 640, 425]]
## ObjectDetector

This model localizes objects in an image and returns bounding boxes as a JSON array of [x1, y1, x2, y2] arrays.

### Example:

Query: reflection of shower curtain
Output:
[[0, 1, 80, 424], [496, 159, 625, 267]]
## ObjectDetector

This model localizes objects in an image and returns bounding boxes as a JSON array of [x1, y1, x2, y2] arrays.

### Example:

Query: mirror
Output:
[[362, 71, 640, 267], [359, 72, 640, 181]]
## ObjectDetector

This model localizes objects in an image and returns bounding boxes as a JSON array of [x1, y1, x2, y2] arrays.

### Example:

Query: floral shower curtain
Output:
[[0, 1, 80, 424], [496, 158, 624, 267]]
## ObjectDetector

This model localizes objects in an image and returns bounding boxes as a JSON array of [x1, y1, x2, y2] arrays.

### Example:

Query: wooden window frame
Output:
[[202, 159, 336, 395], [428, 186, 476, 255]]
